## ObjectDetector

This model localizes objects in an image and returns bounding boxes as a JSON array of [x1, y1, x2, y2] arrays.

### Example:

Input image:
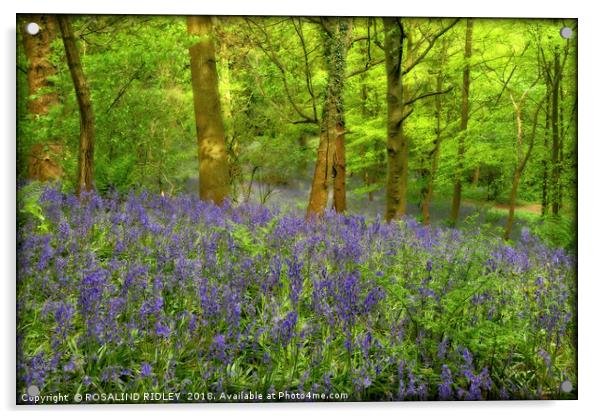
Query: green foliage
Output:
[[240, 129, 311, 186], [17, 182, 50, 232], [531, 215, 576, 250]]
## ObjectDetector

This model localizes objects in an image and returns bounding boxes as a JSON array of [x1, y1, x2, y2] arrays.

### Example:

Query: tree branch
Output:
[[404, 86, 453, 107], [400, 108, 414, 124], [292, 17, 318, 122], [105, 65, 144, 114], [246, 18, 316, 123], [403, 18, 460, 75], [346, 58, 385, 79]]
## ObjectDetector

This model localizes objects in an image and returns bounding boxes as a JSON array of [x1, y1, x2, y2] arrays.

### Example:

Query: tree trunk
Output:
[[541, 92, 551, 216], [21, 15, 64, 182], [558, 76, 565, 211], [307, 18, 351, 218], [359, 63, 375, 203], [365, 169, 375, 202], [472, 166, 480, 186], [332, 119, 347, 212], [504, 171, 521, 241], [58, 15, 95, 196], [330, 19, 352, 215], [421, 65, 445, 225], [503, 92, 544, 240], [397, 28, 413, 219], [550, 49, 561, 216], [450, 18, 473, 226], [383, 18, 407, 222], [187, 16, 230, 205], [307, 103, 336, 217], [220, 55, 233, 121], [21, 15, 59, 115]]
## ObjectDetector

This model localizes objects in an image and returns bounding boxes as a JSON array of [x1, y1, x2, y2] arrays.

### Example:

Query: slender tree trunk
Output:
[[503, 92, 544, 240], [187, 16, 230, 205], [398, 29, 413, 219], [421, 68, 444, 225], [364, 169, 375, 201], [383, 18, 406, 222], [541, 92, 551, 216], [307, 18, 351, 218], [504, 134, 541, 240], [558, 76, 565, 211], [472, 166, 480, 186], [450, 18, 473, 226], [58, 15, 95, 195], [551, 49, 561, 216], [359, 67, 375, 203], [504, 171, 521, 241]]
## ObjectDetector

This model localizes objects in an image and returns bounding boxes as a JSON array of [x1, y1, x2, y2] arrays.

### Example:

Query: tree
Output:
[[20, 15, 64, 182], [21, 15, 59, 115], [306, 17, 352, 218], [384, 18, 458, 222], [540, 93, 551, 215], [383, 18, 406, 222], [187, 15, 230, 205], [58, 15, 95, 195], [503, 78, 544, 240], [549, 49, 561, 216], [449, 18, 473, 226], [420, 40, 449, 225]]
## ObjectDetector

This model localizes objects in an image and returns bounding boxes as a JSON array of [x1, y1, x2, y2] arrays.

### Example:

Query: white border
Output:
[[2, 1, 600, 419]]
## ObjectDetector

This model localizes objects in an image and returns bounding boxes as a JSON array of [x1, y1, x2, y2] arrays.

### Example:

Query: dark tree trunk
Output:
[[421, 66, 445, 225], [541, 93, 551, 216], [359, 57, 376, 203], [383, 18, 408, 222], [472, 166, 480, 186], [450, 18, 473, 226], [58, 15, 95, 196], [558, 76, 565, 211], [551, 49, 561, 216], [187, 16, 230, 205]]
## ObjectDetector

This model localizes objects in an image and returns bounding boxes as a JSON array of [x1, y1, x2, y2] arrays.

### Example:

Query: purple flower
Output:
[[140, 362, 152, 378], [438, 364, 453, 400], [438, 337, 449, 359], [154, 322, 171, 339]]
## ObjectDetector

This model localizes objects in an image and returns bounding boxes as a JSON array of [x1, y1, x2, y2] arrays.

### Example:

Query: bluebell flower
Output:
[[140, 362, 152, 378], [438, 364, 453, 400]]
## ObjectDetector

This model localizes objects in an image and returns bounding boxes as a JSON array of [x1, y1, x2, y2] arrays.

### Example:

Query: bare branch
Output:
[[292, 17, 318, 122], [405, 86, 453, 107], [245, 18, 316, 123], [346, 58, 385, 79], [403, 18, 460, 75]]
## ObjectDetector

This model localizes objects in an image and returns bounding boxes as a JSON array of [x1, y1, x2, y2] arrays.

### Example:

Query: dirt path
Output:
[[493, 202, 541, 214], [464, 198, 541, 214]]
